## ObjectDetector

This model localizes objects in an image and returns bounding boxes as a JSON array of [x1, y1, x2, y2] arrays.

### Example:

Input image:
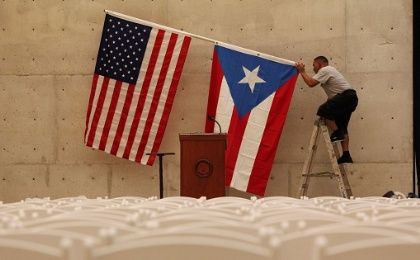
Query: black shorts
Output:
[[317, 89, 358, 134]]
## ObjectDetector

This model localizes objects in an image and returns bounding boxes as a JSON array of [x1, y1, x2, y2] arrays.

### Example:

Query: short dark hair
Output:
[[314, 56, 329, 65]]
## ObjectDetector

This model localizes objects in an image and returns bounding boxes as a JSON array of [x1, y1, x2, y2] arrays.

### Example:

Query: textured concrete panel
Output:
[[0, 165, 49, 203], [346, 72, 412, 162], [168, 0, 345, 46], [165, 161, 181, 197], [110, 163, 158, 198], [265, 162, 290, 197], [180, 40, 214, 74], [0, 76, 56, 164], [346, 0, 412, 73], [49, 164, 110, 199], [346, 0, 412, 37]]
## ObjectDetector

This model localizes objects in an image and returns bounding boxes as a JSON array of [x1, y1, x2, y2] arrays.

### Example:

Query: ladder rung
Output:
[[303, 171, 336, 178]]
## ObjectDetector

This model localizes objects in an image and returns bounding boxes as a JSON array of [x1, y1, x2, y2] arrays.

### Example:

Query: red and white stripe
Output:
[[85, 28, 191, 165], [205, 51, 298, 196]]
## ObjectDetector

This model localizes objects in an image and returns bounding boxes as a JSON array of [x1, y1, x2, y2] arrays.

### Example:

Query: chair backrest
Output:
[[321, 237, 420, 260], [0, 237, 63, 260], [92, 234, 273, 260]]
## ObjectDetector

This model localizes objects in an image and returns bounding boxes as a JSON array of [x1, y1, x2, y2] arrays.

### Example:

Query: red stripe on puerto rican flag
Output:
[[205, 49, 224, 133]]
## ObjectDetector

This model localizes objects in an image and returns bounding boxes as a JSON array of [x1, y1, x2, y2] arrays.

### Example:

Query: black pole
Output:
[[158, 155, 164, 198], [414, 0, 419, 196], [146, 152, 175, 199]]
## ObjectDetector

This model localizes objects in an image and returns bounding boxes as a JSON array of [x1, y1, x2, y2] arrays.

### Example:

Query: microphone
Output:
[[207, 115, 222, 134]]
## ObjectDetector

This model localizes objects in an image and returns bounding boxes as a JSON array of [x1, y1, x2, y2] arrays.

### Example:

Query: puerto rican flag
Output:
[[205, 45, 298, 196]]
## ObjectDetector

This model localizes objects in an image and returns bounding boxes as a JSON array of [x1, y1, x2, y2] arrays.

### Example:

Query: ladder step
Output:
[[303, 171, 336, 178]]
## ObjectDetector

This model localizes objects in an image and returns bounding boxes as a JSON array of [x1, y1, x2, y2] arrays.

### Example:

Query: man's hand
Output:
[[295, 61, 319, 88], [295, 62, 306, 73]]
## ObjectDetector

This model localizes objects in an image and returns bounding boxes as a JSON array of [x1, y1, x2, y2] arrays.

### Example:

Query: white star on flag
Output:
[[238, 65, 266, 93]]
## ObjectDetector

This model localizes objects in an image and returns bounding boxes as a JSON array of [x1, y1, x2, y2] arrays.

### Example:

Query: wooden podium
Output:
[[179, 133, 227, 199]]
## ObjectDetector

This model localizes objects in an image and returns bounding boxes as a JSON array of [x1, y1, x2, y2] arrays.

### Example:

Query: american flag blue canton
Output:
[[95, 14, 152, 85]]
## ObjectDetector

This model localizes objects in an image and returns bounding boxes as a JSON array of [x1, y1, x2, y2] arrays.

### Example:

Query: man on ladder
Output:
[[296, 56, 358, 164]]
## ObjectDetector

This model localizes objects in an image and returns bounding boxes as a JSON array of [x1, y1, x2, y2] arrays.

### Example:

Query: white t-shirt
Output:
[[313, 66, 352, 99]]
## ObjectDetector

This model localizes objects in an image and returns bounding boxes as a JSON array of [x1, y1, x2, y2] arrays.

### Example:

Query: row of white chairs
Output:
[[0, 196, 419, 259]]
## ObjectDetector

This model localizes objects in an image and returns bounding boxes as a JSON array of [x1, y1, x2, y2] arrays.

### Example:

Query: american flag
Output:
[[205, 45, 298, 196], [85, 14, 191, 165]]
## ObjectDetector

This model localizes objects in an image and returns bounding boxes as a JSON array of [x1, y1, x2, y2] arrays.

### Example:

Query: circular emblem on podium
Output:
[[195, 159, 213, 178]]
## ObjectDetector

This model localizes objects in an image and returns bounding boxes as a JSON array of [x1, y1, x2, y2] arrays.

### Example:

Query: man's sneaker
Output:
[[330, 130, 345, 143], [338, 154, 353, 164]]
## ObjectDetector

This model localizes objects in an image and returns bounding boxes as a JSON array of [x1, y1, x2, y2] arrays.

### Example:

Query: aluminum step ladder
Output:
[[298, 118, 353, 198]]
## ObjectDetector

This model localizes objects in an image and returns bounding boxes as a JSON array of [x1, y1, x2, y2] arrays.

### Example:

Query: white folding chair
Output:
[[320, 236, 420, 260], [93, 234, 273, 260], [0, 237, 63, 260]]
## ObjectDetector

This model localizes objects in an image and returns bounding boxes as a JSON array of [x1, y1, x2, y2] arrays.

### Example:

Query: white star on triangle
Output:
[[238, 65, 266, 93]]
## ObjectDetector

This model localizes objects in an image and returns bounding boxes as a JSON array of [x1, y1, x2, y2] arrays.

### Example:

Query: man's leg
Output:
[[317, 100, 344, 142], [331, 90, 357, 163], [338, 135, 352, 163], [341, 134, 349, 152], [325, 119, 338, 132], [337, 113, 353, 163], [326, 119, 345, 142]]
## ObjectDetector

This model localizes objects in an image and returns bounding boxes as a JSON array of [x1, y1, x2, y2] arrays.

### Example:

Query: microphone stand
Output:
[[146, 152, 175, 199], [207, 115, 222, 134]]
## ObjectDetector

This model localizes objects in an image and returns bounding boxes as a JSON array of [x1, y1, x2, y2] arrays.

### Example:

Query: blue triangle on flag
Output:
[[216, 45, 297, 117]]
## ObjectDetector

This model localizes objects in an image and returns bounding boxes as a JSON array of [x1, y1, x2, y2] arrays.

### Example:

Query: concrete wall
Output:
[[0, 0, 413, 202]]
